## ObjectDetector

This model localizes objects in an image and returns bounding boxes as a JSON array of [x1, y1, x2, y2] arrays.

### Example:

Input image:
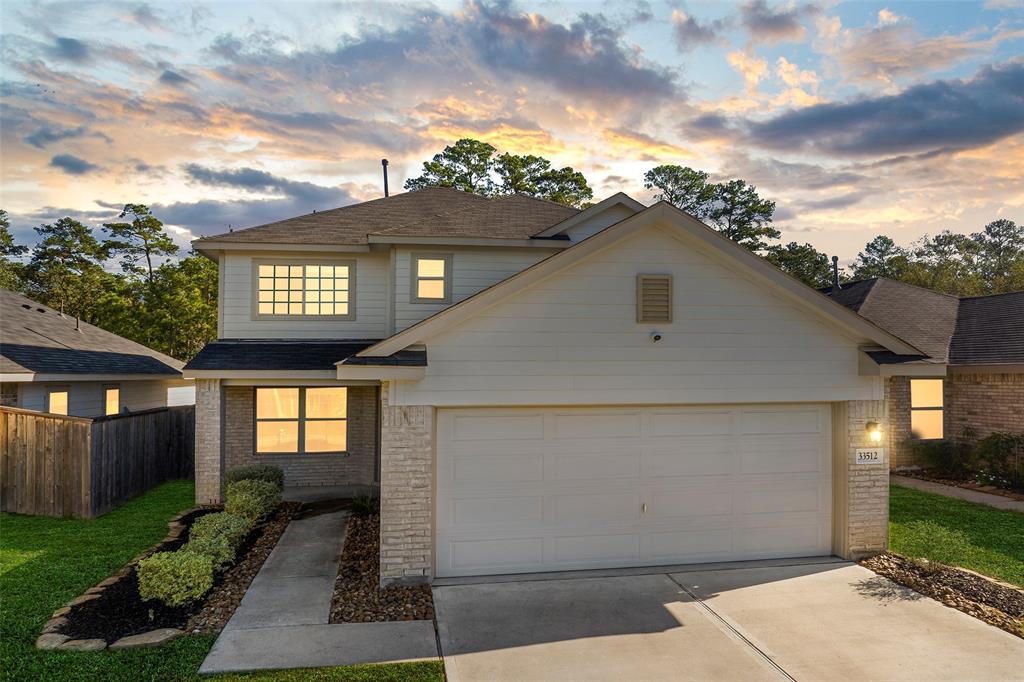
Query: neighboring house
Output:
[[186, 187, 935, 585], [0, 289, 190, 418], [824, 279, 1024, 469]]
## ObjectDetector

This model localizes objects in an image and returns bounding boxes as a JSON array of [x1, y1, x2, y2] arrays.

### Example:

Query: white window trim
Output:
[[251, 258, 357, 321], [910, 378, 944, 440], [102, 383, 121, 416], [410, 253, 453, 304], [253, 386, 349, 455]]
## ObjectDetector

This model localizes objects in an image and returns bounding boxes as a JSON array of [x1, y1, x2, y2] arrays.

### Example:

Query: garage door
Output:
[[435, 404, 832, 577]]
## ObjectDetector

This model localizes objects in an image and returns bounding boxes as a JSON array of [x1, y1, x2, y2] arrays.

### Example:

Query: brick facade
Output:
[[945, 372, 1024, 440], [840, 399, 889, 559], [886, 377, 917, 469], [378, 386, 434, 587], [194, 379, 223, 504]]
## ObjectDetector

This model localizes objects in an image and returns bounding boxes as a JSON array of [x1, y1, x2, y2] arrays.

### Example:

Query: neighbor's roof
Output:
[[824, 279, 1024, 366], [198, 187, 578, 246], [0, 289, 183, 377]]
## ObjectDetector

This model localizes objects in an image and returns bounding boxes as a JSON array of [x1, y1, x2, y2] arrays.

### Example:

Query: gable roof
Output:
[[532, 192, 646, 238], [0, 289, 183, 377], [824, 279, 1024, 366], [359, 202, 921, 358], [196, 187, 578, 246]]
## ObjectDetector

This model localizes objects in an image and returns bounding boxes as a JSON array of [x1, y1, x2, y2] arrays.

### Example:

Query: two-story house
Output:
[[186, 187, 932, 586]]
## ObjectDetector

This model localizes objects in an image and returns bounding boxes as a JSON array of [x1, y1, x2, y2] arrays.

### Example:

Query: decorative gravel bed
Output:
[[42, 502, 300, 649], [862, 552, 1024, 638], [330, 514, 434, 623]]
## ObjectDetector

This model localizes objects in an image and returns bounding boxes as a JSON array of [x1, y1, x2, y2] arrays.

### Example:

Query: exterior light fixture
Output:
[[866, 421, 883, 443]]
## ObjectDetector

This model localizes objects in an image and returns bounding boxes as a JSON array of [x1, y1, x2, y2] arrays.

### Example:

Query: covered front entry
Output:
[[435, 404, 833, 577]]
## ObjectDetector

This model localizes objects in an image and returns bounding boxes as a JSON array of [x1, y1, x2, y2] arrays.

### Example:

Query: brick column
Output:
[[838, 399, 889, 559], [194, 379, 224, 505], [378, 386, 434, 586]]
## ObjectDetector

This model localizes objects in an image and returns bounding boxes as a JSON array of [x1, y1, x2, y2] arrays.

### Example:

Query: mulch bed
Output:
[[862, 552, 1024, 639], [60, 502, 300, 642], [895, 471, 1024, 502], [330, 513, 434, 623]]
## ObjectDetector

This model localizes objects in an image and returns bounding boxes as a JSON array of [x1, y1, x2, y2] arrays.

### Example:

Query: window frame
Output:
[[46, 386, 70, 416], [909, 378, 944, 441], [253, 386, 349, 456], [410, 253, 453, 304], [102, 384, 120, 416], [251, 258, 357, 321]]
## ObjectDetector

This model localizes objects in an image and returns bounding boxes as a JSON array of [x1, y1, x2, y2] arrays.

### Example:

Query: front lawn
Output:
[[889, 484, 1024, 588], [0, 481, 444, 682]]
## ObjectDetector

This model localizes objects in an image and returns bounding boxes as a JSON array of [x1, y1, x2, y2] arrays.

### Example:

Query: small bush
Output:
[[188, 512, 252, 569], [225, 479, 281, 523], [225, 464, 284, 491], [909, 428, 976, 478], [137, 550, 214, 607], [350, 494, 379, 517], [974, 432, 1024, 491]]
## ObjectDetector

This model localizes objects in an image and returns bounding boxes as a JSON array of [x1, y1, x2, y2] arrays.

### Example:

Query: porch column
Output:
[[379, 385, 435, 586], [833, 399, 889, 560], [195, 378, 224, 505]]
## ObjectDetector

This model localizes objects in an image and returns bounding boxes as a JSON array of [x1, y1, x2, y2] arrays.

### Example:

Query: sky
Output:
[[1, 0, 1023, 264]]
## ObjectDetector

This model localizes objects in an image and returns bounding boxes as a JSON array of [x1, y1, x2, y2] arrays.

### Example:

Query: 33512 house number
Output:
[[855, 448, 885, 464]]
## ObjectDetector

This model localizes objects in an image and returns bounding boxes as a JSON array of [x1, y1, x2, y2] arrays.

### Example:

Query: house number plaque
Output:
[[855, 448, 885, 464]]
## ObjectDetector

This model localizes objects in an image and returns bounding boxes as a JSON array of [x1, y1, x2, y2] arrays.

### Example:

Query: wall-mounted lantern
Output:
[[866, 421, 883, 444]]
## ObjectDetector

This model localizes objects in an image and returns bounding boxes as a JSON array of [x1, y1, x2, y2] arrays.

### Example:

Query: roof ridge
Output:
[[959, 289, 1024, 300], [875, 277, 961, 300], [502, 192, 581, 211], [369, 195, 497, 236]]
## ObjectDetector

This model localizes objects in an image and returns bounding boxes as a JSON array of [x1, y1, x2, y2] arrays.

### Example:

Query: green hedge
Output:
[[225, 464, 284, 491], [137, 550, 214, 607], [187, 512, 252, 570], [224, 479, 281, 524]]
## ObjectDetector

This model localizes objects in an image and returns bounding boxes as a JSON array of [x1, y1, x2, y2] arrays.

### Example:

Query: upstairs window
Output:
[[910, 379, 944, 440], [411, 254, 452, 303], [255, 387, 348, 454], [255, 263, 353, 318]]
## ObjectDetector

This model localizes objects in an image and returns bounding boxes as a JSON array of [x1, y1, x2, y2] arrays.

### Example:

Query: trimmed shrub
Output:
[[188, 512, 252, 569], [225, 464, 284, 491], [137, 550, 214, 607], [908, 428, 976, 478], [974, 432, 1024, 491], [350, 494, 379, 517], [225, 479, 281, 523]]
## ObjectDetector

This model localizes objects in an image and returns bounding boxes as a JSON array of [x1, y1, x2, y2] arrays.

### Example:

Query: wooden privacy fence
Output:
[[0, 405, 194, 518]]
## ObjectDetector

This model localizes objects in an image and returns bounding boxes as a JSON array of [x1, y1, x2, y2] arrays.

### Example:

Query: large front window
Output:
[[910, 379, 944, 440], [256, 263, 352, 317], [255, 387, 347, 454]]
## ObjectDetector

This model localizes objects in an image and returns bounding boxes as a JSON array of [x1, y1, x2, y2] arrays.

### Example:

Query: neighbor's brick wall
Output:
[[379, 386, 434, 586], [886, 376, 919, 469], [222, 385, 378, 488], [194, 379, 223, 505], [843, 399, 889, 559], [945, 372, 1024, 440]]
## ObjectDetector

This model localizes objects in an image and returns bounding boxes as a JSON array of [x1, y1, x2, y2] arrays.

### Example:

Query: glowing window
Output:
[[104, 386, 120, 416], [412, 254, 452, 303], [910, 379, 944, 440], [256, 263, 352, 317], [47, 389, 69, 416], [255, 387, 347, 454]]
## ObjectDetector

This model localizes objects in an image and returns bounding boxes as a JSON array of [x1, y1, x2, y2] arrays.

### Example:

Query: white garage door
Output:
[[436, 404, 832, 577]]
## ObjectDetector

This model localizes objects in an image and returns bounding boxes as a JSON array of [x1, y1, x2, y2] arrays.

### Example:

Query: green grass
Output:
[[889, 484, 1024, 587], [0, 481, 445, 682]]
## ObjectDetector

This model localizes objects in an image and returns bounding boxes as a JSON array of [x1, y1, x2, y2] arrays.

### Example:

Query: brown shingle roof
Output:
[[949, 291, 1024, 365], [200, 187, 578, 245]]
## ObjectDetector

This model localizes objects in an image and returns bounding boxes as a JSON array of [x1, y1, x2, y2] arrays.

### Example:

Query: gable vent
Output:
[[636, 274, 672, 323]]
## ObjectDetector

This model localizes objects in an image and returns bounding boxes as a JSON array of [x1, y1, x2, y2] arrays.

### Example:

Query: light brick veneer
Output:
[[945, 372, 1024, 440], [839, 399, 889, 559], [886, 376, 918, 469], [194, 379, 223, 504], [378, 387, 434, 586]]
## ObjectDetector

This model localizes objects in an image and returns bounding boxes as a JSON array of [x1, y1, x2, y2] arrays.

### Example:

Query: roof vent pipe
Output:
[[76, 316, 81, 331], [381, 158, 389, 198], [831, 256, 841, 291]]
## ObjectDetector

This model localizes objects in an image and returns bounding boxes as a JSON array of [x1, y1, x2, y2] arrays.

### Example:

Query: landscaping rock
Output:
[[58, 638, 107, 652], [109, 628, 184, 649], [67, 593, 101, 607], [96, 576, 121, 588], [51, 606, 71, 618], [36, 633, 70, 650], [42, 617, 68, 633], [84, 586, 104, 595]]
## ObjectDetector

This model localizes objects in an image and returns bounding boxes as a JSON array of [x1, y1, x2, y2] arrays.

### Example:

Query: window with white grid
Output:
[[255, 263, 353, 318]]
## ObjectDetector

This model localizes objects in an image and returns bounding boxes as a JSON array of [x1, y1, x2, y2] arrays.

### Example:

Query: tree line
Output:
[[2, 138, 1020, 362]]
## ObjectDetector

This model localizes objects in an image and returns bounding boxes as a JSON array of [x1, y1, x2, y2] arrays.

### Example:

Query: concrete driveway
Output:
[[433, 558, 1024, 682]]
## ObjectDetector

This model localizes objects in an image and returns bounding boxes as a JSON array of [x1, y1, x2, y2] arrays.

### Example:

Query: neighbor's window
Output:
[[47, 388, 69, 416], [256, 263, 352, 317], [255, 387, 347, 454], [412, 254, 452, 303], [910, 379, 944, 440], [103, 385, 120, 416]]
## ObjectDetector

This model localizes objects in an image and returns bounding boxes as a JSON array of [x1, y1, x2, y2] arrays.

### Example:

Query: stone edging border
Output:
[[36, 507, 207, 652]]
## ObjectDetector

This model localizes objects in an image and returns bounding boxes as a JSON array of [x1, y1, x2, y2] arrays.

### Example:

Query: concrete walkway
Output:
[[892, 475, 1024, 512], [199, 510, 439, 674]]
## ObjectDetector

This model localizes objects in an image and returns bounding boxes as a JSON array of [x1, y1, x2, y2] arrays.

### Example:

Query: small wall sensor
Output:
[[650, 332, 662, 343]]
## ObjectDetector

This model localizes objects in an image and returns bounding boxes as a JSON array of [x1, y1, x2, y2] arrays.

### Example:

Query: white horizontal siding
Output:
[[394, 225, 883, 406], [18, 380, 172, 418], [393, 247, 557, 332], [563, 203, 636, 242], [221, 252, 388, 339]]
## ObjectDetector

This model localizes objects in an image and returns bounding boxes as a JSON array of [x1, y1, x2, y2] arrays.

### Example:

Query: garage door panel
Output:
[[436, 404, 831, 577]]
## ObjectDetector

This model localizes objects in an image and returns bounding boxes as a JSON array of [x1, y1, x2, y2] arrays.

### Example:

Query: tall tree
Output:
[[644, 165, 779, 252], [973, 219, 1023, 294], [102, 204, 178, 283], [25, 217, 112, 320], [766, 241, 835, 288], [850, 236, 912, 280], [143, 253, 218, 359], [0, 210, 28, 290], [404, 139, 497, 195]]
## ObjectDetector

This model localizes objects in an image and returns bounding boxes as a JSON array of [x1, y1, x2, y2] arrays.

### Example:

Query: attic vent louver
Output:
[[636, 274, 672, 323]]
